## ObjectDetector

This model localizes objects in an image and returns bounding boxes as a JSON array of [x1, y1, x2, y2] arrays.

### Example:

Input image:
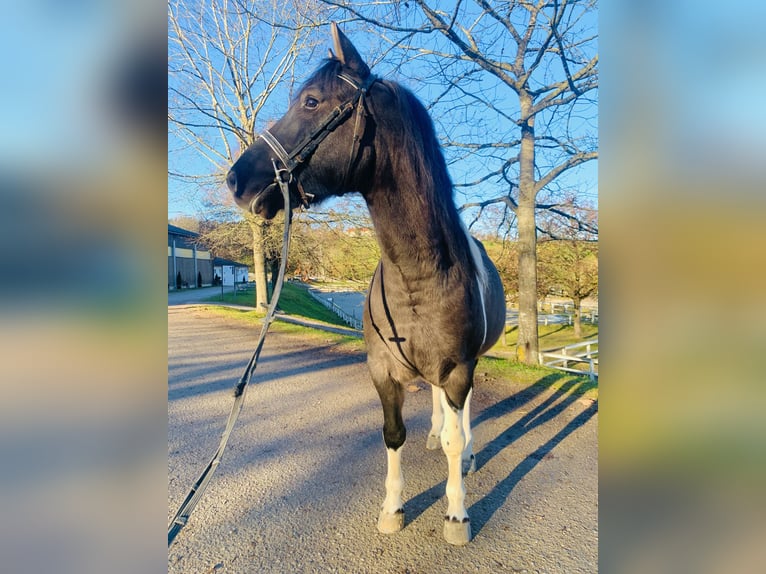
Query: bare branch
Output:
[[535, 151, 598, 193], [412, 0, 521, 91]]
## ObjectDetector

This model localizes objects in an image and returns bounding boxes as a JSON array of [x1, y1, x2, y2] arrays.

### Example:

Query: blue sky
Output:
[[168, 5, 598, 229]]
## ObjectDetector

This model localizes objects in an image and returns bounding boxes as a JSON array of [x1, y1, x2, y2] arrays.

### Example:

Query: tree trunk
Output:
[[516, 201, 539, 363], [248, 217, 269, 311], [573, 295, 582, 339], [516, 95, 539, 364]]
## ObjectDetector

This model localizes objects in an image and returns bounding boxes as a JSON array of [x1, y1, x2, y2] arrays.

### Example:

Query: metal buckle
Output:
[[273, 163, 293, 185]]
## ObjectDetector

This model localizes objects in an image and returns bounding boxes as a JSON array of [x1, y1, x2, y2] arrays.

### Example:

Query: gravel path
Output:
[[168, 306, 597, 573]]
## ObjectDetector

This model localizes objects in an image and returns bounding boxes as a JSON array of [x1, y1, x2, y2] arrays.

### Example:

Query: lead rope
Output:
[[168, 160, 293, 547]]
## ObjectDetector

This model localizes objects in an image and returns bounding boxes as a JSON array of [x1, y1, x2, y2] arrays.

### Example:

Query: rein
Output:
[[170, 73, 376, 548], [168, 159, 293, 547], [259, 73, 377, 207]]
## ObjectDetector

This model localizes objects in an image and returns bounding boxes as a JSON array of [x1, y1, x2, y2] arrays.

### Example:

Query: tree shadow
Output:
[[538, 324, 567, 340], [469, 399, 598, 536], [402, 373, 591, 529], [168, 347, 366, 402], [402, 478, 446, 526], [474, 376, 584, 472], [472, 372, 568, 428]]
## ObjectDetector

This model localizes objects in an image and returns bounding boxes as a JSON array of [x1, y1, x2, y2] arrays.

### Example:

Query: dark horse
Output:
[[226, 24, 505, 545]]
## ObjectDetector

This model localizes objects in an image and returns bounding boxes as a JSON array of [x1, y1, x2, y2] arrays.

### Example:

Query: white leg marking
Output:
[[382, 446, 404, 514], [461, 388, 476, 474], [427, 385, 443, 450], [440, 390, 472, 544], [439, 390, 467, 521], [378, 446, 405, 533]]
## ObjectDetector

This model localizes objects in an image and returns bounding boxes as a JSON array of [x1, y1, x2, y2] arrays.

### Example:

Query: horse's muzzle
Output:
[[225, 169, 238, 195]]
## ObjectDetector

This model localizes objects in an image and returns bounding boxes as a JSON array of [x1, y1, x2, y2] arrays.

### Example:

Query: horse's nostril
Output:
[[226, 170, 237, 193]]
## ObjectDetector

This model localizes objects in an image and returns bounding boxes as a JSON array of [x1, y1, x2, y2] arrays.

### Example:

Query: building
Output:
[[213, 257, 249, 286], [168, 224, 214, 289]]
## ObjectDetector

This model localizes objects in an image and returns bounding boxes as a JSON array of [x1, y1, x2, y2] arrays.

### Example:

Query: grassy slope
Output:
[[276, 282, 348, 326], [203, 282, 348, 327]]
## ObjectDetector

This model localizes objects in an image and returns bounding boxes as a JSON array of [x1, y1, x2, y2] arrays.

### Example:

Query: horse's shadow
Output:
[[403, 374, 597, 535]]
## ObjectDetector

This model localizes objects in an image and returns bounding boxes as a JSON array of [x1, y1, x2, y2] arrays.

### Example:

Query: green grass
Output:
[[203, 285, 260, 307], [478, 355, 598, 400], [197, 305, 265, 324], [202, 282, 348, 327], [276, 282, 349, 326], [498, 323, 598, 352], [270, 320, 366, 352]]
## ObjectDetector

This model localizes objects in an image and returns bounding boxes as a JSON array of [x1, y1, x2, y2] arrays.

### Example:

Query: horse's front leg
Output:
[[430, 381, 475, 475], [372, 374, 406, 534], [440, 379, 474, 545], [461, 387, 476, 474], [426, 384, 443, 450]]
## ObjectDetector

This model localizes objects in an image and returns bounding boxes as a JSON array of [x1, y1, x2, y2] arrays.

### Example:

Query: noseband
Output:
[[258, 73, 377, 208]]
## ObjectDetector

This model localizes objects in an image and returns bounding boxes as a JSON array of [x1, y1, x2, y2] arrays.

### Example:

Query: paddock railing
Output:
[[539, 338, 598, 381], [307, 289, 363, 331]]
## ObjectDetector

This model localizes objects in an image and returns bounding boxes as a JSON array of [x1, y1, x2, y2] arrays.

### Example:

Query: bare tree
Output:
[[168, 0, 326, 309], [320, 0, 597, 363]]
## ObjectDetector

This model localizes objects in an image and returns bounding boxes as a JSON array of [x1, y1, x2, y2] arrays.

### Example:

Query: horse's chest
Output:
[[366, 286, 467, 359]]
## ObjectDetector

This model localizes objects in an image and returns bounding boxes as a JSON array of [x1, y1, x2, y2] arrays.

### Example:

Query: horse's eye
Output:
[[304, 96, 319, 109]]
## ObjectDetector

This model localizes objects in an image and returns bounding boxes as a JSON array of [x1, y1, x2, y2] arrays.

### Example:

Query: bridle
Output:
[[258, 72, 377, 208]]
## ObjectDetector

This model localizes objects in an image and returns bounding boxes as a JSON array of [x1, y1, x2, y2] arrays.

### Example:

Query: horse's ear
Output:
[[331, 22, 370, 78]]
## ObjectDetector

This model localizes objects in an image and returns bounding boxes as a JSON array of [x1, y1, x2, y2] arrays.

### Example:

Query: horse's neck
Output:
[[364, 183, 470, 288]]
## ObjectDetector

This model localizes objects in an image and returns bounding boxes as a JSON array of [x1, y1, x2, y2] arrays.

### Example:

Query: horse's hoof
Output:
[[443, 516, 472, 545], [426, 434, 440, 450], [462, 454, 476, 475], [378, 509, 404, 534]]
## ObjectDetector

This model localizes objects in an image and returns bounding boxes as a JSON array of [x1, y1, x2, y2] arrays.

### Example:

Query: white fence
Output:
[[308, 289, 363, 331], [539, 338, 598, 381], [544, 302, 598, 323]]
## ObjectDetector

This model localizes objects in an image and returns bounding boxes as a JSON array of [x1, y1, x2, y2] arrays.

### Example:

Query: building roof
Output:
[[168, 224, 199, 238], [213, 256, 249, 268]]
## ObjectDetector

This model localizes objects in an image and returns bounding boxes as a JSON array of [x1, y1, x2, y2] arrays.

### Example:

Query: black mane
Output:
[[371, 78, 474, 279]]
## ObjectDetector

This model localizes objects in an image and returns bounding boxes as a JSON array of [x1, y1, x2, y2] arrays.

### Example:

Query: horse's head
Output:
[[227, 23, 377, 219]]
